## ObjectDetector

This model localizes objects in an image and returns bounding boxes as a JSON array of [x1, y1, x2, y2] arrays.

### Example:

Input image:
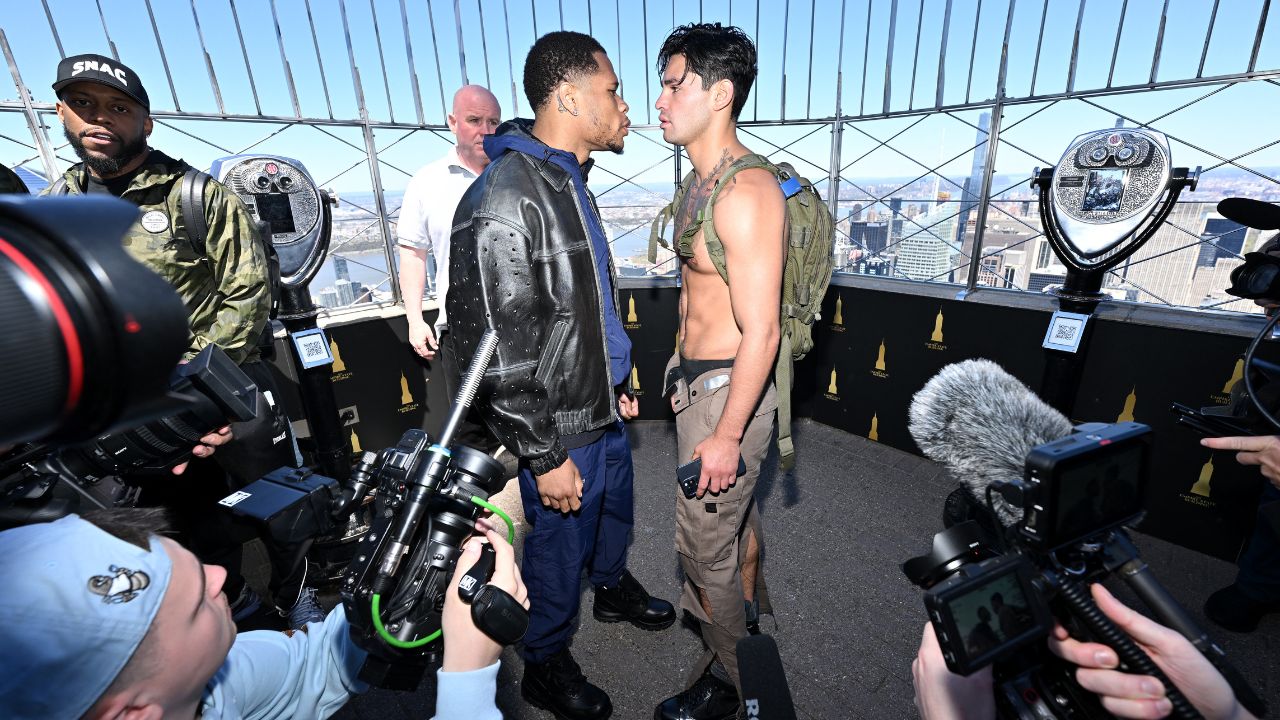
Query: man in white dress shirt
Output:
[[397, 84, 502, 452]]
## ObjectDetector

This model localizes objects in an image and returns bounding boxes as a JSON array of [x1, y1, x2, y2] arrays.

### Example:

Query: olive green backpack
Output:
[[649, 153, 834, 470]]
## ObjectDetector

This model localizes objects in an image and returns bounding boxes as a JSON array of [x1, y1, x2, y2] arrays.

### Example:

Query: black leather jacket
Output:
[[446, 119, 618, 475]]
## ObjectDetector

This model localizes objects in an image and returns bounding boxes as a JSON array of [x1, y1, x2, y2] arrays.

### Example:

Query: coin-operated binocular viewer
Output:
[[211, 154, 350, 480], [1032, 129, 1199, 415]]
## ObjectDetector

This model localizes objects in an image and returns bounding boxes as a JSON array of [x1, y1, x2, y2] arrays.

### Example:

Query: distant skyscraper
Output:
[[1196, 215, 1248, 267], [889, 197, 904, 244], [851, 203, 864, 222], [897, 201, 959, 281], [955, 112, 990, 259], [317, 287, 339, 308], [1111, 202, 1205, 305], [1028, 271, 1067, 293], [335, 278, 357, 305], [854, 257, 894, 277], [849, 221, 889, 255], [333, 255, 351, 282]]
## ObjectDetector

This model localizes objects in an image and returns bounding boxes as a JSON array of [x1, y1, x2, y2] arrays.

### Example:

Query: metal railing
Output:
[[0, 0, 1276, 313]]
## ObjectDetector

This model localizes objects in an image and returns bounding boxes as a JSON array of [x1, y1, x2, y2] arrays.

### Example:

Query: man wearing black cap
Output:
[[1201, 197, 1280, 633], [42, 53, 315, 631]]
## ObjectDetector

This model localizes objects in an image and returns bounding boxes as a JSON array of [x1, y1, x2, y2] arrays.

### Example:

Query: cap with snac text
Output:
[[52, 53, 150, 111], [0, 514, 172, 719]]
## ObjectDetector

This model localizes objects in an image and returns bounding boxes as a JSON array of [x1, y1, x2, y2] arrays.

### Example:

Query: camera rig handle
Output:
[[1057, 577, 1204, 720], [1102, 533, 1268, 719], [376, 330, 499, 585]]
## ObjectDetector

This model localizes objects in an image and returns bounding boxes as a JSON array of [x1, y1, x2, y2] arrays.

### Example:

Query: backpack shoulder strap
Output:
[[46, 176, 69, 195], [701, 153, 781, 284], [648, 169, 697, 264], [180, 168, 210, 257]]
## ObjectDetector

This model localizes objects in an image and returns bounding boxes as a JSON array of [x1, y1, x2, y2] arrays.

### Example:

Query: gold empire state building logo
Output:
[[1191, 457, 1214, 497], [868, 413, 879, 441], [1212, 358, 1244, 404], [825, 368, 839, 400], [1182, 455, 1217, 508], [330, 338, 352, 381], [871, 339, 889, 378], [630, 365, 643, 396], [1117, 387, 1137, 422], [349, 426, 362, 454], [398, 371, 420, 414], [926, 308, 947, 351], [331, 338, 346, 371], [624, 293, 640, 329], [831, 294, 846, 332], [400, 372, 414, 405]]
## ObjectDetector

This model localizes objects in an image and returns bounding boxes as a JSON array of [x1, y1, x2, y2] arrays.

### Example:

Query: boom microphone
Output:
[[908, 359, 1073, 525], [736, 635, 797, 720]]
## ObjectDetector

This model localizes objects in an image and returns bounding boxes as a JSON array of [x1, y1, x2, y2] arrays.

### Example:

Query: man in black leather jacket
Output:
[[446, 31, 676, 720]]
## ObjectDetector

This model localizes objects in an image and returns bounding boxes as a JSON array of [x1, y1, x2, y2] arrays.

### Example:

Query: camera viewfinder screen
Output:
[[256, 193, 296, 235], [1081, 169, 1126, 212], [1053, 441, 1144, 546], [949, 568, 1038, 665]]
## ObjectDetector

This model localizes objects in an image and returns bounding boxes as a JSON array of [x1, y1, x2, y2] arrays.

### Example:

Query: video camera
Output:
[[1172, 198, 1280, 438], [1, 344, 258, 528], [905, 420, 1264, 718], [0, 196, 268, 527], [905, 423, 1146, 675], [221, 329, 528, 690]]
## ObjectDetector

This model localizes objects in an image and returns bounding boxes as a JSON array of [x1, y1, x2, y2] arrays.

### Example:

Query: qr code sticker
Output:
[[302, 338, 324, 359], [1053, 324, 1078, 341]]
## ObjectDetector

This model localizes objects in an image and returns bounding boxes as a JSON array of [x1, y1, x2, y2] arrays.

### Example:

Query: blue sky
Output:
[[1, 0, 1277, 194]]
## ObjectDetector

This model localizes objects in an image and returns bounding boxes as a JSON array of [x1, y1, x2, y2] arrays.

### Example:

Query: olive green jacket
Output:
[[42, 150, 269, 364]]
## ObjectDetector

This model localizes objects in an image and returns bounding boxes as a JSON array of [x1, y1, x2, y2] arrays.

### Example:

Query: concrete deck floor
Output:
[[311, 419, 1280, 720]]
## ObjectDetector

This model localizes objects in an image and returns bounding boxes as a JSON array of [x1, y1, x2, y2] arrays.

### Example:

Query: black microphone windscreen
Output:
[[737, 634, 797, 720], [908, 359, 1073, 526]]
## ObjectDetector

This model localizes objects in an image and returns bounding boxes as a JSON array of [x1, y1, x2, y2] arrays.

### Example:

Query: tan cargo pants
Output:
[[666, 352, 776, 692]]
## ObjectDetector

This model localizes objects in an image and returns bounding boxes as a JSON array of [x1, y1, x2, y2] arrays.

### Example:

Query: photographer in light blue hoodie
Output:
[[0, 509, 523, 720]]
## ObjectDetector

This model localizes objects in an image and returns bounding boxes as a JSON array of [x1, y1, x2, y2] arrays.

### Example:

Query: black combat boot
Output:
[[522, 647, 613, 720], [593, 569, 676, 630], [654, 666, 739, 720]]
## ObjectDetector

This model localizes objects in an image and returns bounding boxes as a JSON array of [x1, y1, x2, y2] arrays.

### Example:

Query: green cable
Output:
[[371, 593, 440, 648], [471, 496, 516, 543], [369, 497, 515, 647]]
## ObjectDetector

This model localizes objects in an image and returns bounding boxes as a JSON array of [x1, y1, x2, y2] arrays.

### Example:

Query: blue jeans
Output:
[[1236, 483, 1280, 602], [517, 422, 634, 662]]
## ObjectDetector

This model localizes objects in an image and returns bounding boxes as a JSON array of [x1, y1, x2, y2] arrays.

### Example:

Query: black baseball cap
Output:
[[52, 53, 150, 112]]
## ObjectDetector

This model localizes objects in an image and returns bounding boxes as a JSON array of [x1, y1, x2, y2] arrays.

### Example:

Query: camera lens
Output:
[[0, 197, 189, 446], [255, 174, 271, 190], [279, 176, 294, 190], [1246, 264, 1280, 296], [1116, 146, 1135, 162], [1089, 147, 1109, 163]]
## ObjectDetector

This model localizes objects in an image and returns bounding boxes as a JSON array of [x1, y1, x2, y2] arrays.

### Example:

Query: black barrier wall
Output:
[[271, 287, 1268, 562], [270, 308, 452, 460]]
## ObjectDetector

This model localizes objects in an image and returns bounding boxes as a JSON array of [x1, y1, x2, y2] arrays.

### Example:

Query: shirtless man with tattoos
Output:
[[652, 23, 787, 720]]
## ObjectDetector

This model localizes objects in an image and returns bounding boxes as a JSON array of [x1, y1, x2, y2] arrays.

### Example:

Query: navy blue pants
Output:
[[518, 422, 634, 662], [1236, 483, 1280, 601]]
